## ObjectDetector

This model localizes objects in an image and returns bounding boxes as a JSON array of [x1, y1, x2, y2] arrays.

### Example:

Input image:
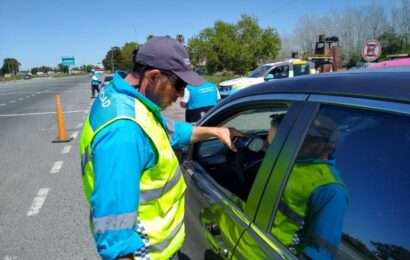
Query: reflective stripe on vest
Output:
[[80, 94, 186, 260], [271, 161, 344, 254]]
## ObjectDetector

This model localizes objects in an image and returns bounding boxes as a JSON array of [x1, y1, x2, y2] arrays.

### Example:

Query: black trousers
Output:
[[91, 84, 100, 97]]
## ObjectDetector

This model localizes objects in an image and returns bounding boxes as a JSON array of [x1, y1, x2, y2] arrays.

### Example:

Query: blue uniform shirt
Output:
[[184, 81, 219, 110], [89, 73, 193, 259], [301, 161, 349, 260]]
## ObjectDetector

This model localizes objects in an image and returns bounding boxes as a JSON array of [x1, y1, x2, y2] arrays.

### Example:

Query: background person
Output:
[[90, 70, 102, 98], [80, 36, 241, 260], [180, 81, 220, 122]]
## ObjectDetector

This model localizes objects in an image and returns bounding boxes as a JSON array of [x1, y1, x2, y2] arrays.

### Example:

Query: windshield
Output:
[[248, 65, 272, 78]]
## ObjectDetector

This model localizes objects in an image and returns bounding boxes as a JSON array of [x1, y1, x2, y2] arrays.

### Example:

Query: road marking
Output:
[[36, 92, 41, 94], [27, 188, 50, 216], [9, 100, 16, 103], [18, 97, 24, 101], [76, 122, 83, 129], [0, 110, 87, 117], [0, 104, 5, 106], [26, 95, 31, 98], [61, 145, 72, 154], [3, 255, 17, 260], [50, 161, 64, 174], [71, 131, 79, 139]]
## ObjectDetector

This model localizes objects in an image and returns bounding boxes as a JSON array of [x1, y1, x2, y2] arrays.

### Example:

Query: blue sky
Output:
[[0, 0, 395, 70]]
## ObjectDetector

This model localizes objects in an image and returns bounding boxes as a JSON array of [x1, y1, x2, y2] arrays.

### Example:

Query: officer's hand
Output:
[[216, 127, 245, 152]]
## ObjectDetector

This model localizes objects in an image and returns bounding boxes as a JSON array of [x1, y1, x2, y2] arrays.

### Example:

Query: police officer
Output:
[[90, 70, 102, 98], [80, 37, 241, 260], [180, 81, 220, 122]]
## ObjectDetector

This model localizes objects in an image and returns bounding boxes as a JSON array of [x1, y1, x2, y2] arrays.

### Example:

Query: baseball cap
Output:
[[135, 36, 205, 86]]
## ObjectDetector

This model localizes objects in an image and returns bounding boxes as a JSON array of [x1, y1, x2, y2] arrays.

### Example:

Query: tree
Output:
[[1, 58, 21, 75], [188, 14, 280, 75], [102, 47, 123, 72], [120, 42, 139, 71], [57, 64, 69, 74], [378, 30, 407, 58]]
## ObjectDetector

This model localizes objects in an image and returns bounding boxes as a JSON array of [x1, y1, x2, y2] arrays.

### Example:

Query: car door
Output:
[[250, 95, 410, 260], [180, 94, 308, 259]]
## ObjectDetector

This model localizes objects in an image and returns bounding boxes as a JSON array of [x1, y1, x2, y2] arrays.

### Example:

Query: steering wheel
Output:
[[230, 134, 266, 187]]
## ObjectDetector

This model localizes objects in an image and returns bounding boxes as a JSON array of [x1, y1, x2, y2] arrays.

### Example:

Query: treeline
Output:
[[280, 0, 410, 65]]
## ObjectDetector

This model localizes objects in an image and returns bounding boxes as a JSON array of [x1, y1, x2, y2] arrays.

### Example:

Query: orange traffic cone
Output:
[[52, 95, 73, 143]]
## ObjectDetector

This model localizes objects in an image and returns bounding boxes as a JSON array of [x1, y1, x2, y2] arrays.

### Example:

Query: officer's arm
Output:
[[91, 120, 155, 259], [191, 126, 244, 152], [302, 184, 348, 259], [163, 117, 242, 152]]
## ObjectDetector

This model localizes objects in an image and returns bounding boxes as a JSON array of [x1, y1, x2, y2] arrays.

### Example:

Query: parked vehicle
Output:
[[218, 59, 313, 98], [23, 73, 32, 80], [181, 68, 410, 259], [368, 57, 410, 69]]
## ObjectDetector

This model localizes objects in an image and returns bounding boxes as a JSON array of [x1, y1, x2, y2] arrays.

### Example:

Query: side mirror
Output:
[[264, 74, 274, 82]]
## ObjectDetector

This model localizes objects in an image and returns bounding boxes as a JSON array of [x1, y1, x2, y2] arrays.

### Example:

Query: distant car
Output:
[[23, 74, 32, 80], [181, 69, 410, 259], [218, 59, 313, 98], [368, 57, 410, 69], [100, 75, 113, 88]]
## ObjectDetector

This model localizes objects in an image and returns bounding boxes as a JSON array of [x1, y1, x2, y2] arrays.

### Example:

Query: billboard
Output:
[[61, 56, 75, 66]]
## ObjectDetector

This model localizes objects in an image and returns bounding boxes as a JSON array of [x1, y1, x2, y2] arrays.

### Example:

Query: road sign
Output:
[[61, 56, 75, 66], [361, 40, 382, 62]]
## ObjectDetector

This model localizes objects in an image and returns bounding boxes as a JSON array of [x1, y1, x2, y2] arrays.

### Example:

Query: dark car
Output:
[[180, 69, 410, 259], [23, 74, 32, 80], [101, 75, 113, 88]]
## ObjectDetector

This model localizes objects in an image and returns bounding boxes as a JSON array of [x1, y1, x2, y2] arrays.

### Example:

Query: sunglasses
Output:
[[160, 70, 186, 92]]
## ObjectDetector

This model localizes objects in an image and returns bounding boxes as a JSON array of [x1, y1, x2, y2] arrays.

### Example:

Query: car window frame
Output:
[[257, 94, 410, 257], [189, 93, 308, 221]]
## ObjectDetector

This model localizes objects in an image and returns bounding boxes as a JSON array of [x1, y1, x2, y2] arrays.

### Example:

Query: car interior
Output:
[[192, 107, 288, 201]]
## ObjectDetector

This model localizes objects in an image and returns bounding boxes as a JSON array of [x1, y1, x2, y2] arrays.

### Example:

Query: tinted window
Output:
[[270, 105, 410, 259], [194, 105, 289, 202], [268, 65, 289, 79], [293, 64, 310, 76]]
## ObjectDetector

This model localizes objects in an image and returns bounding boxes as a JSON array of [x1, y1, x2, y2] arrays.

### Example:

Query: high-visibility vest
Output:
[[80, 92, 186, 259], [271, 161, 344, 254]]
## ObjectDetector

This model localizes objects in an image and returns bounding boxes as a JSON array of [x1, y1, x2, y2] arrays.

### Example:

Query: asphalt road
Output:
[[0, 76, 207, 260]]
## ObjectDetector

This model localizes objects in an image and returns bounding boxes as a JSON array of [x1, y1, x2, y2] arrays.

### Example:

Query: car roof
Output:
[[224, 68, 410, 104], [263, 59, 307, 67]]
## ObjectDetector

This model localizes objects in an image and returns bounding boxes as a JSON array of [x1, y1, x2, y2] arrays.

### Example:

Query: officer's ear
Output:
[[144, 69, 161, 84]]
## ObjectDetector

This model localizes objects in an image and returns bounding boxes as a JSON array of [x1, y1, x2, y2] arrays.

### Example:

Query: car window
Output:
[[269, 65, 289, 79], [269, 105, 410, 259], [293, 63, 310, 76], [248, 65, 273, 78], [193, 105, 289, 204]]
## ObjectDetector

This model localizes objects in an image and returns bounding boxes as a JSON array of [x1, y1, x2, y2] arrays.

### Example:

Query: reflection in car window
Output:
[[270, 105, 410, 260], [269, 65, 289, 79], [194, 105, 288, 204]]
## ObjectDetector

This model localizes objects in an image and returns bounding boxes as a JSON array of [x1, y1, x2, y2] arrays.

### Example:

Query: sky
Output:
[[0, 0, 396, 70]]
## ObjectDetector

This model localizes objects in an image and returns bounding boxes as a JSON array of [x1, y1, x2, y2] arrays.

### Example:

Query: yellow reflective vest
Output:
[[271, 161, 343, 254], [80, 95, 186, 259]]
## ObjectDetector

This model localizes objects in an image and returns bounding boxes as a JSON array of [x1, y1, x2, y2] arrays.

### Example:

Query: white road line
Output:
[[27, 188, 50, 216], [0, 104, 5, 106], [36, 92, 41, 94], [3, 255, 17, 260], [18, 97, 24, 101], [0, 110, 87, 117], [76, 122, 83, 129], [71, 131, 79, 139], [9, 100, 16, 103], [61, 145, 72, 154], [26, 95, 31, 98], [50, 161, 64, 174]]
